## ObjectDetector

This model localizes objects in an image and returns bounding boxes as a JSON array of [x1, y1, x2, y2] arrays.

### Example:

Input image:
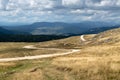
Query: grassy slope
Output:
[[0, 28, 120, 80], [0, 43, 67, 58]]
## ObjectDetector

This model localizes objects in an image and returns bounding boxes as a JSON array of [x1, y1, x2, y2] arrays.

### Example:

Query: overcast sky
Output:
[[0, 0, 120, 24]]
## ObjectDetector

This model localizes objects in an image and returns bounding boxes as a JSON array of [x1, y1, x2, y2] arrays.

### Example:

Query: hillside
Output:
[[33, 28, 120, 48], [0, 28, 120, 80], [0, 35, 68, 42], [0, 27, 13, 34], [87, 28, 120, 45], [0, 27, 30, 35], [82, 26, 120, 34]]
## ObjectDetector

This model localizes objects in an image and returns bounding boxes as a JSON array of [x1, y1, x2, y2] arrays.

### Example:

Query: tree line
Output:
[[0, 34, 69, 42]]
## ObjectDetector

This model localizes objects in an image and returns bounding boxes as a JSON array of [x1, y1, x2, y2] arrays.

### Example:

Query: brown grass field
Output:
[[0, 28, 120, 80]]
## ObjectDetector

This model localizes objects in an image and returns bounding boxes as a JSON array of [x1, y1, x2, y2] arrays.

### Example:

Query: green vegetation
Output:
[[0, 34, 69, 42]]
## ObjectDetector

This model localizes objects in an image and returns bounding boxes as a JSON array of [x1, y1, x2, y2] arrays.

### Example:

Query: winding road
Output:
[[80, 35, 86, 41], [0, 49, 80, 62], [23, 45, 67, 50], [0, 35, 86, 62]]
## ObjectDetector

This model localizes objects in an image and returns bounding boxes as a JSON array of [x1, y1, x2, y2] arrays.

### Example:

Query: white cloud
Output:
[[0, 0, 120, 23], [0, 0, 9, 10], [62, 0, 85, 8]]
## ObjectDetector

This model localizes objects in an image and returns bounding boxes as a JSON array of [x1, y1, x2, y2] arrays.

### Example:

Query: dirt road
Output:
[[0, 49, 80, 62]]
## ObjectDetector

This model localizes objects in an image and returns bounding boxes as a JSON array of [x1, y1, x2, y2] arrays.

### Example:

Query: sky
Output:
[[0, 0, 120, 24]]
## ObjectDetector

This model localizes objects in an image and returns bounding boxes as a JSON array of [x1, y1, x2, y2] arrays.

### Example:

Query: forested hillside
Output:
[[0, 35, 68, 42]]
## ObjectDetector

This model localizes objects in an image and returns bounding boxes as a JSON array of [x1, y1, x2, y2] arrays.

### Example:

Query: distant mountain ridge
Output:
[[0, 27, 14, 34], [0, 22, 120, 42], [0, 26, 30, 35], [82, 26, 120, 34], [3, 21, 119, 35]]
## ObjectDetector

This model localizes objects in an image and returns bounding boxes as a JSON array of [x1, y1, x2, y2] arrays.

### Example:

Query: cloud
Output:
[[0, 0, 120, 23], [0, 0, 9, 10], [62, 0, 85, 8]]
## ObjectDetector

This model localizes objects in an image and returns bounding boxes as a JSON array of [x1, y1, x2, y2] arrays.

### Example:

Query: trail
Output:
[[80, 35, 86, 41], [23, 45, 67, 50], [0, 35, 84, 62], [0, 49, 80, 62]]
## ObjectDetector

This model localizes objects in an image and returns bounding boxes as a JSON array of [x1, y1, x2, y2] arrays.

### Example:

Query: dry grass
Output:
[[35, 36, 86, 49], [52, 56, 120, 80], [77, 45, 120, 57], [51, 44, 120, 80], [0, 43, 119, 80], [0, 43, 68, 58], [0, 28, 120, 80], [88, 28, 120, 45]]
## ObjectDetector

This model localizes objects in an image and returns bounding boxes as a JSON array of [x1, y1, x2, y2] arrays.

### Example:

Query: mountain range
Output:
[[0, 21, 120, 35]]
